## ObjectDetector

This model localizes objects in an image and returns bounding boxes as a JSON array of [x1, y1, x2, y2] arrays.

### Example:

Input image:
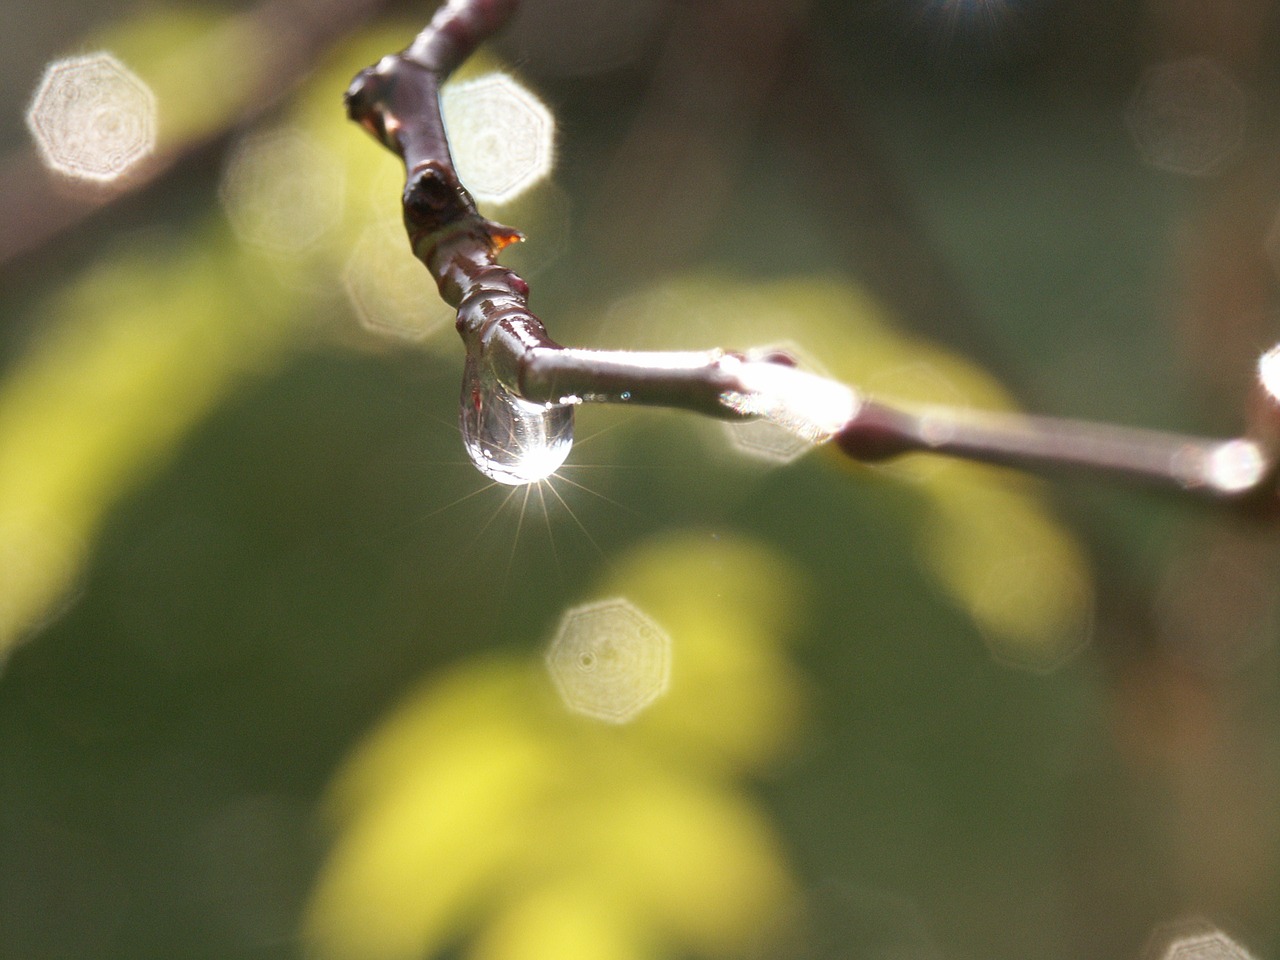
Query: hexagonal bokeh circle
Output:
[[26, 52, 156, 182], [726, 417, 811, 464], [219, 128, 345, 255], [1142, 919, 1255, 960], [343, 224, 452, 341], [1165, 932, 1253, 960], [724, 341, 830, 465], [545, 598, 671, 723], [440, 73, 554, 203], [1125, 57, 1246, 177]]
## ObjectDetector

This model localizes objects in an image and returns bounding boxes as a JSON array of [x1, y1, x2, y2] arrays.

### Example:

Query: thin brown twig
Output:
[[346, 0, 1280, 502]]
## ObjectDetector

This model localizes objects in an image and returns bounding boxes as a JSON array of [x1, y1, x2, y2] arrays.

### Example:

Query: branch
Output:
[[346, 0, 1280, 503]]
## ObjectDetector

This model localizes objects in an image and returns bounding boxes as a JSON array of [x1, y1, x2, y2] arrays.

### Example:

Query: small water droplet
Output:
[[459, 353, 574, 484]]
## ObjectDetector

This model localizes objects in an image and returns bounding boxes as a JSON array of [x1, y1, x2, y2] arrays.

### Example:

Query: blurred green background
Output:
[[2, 1, 1280, 958]]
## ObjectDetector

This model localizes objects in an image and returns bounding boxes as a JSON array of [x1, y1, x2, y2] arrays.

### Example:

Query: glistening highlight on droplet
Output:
[[459, 353, 573, 484]]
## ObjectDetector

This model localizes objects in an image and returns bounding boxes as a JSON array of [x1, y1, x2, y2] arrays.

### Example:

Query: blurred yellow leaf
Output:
[[0, 22, 461, 655], [575, 772, 794, 955], [308, 666, 559, 960], [469, 884, 647, 960], [0, 231, 301, 654], [598, 532, 807, 773], [923, 483, 1094, 670], [306, 533, 803, 960]]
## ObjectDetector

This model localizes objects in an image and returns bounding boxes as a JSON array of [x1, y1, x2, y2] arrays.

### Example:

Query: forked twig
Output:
[[346, 0, 1280, 501]]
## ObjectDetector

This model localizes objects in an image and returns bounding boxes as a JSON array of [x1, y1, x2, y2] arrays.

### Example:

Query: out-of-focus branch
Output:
[[0, 0, 393, 268], [347, 0, 1280, 502], [769, 45, 1013, 374], [584, 0, 809, 278]]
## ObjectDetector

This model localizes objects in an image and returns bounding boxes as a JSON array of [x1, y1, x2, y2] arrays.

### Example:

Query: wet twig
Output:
[[347, 0, 1280, 500]]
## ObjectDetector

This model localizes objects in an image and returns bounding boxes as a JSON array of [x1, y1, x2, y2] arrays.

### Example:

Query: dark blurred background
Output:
[[2, 1, 1280, 958]]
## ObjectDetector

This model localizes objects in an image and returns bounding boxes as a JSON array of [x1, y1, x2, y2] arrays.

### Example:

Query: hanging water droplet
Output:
[[459, 352, 574, 484]]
